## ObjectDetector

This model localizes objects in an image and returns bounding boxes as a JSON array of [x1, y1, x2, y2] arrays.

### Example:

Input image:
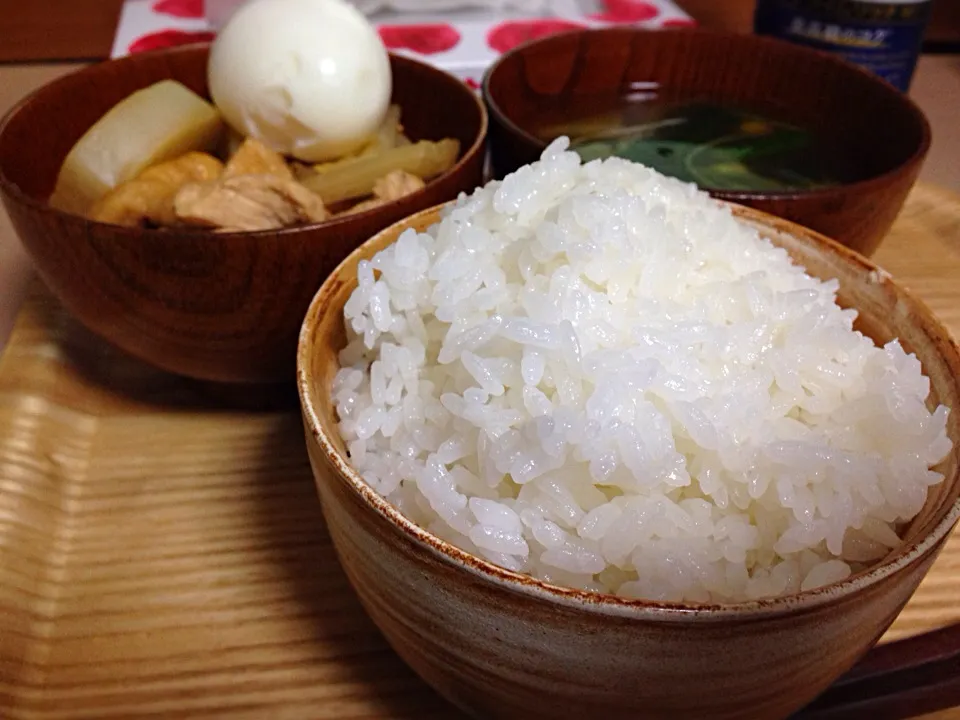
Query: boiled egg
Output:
[[208, 0, 392, 162]]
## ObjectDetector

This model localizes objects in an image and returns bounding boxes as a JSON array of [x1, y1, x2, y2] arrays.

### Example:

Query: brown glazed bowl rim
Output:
[[0, 42, 488, 241], [298, 200, 960, 622], [481, 26, 932, 204]]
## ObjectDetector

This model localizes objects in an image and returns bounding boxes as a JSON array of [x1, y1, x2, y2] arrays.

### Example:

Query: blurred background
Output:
[[0, 0, 956, 61]]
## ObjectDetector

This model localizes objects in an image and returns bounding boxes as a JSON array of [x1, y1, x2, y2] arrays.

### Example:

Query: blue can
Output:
[[754, 0, 934, 92]]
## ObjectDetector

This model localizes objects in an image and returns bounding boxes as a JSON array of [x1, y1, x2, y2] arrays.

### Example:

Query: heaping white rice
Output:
[[331, 137, 952, 603]]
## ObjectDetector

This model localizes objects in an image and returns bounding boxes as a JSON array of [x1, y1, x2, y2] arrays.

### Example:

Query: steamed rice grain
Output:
[[332, 137, 952, 603]]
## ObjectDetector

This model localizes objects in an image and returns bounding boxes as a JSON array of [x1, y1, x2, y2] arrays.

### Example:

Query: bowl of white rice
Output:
[[297, 139, 960, 720]]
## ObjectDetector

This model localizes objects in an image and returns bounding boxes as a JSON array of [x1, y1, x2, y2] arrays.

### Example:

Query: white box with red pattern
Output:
[[112, 0, 694, 87]]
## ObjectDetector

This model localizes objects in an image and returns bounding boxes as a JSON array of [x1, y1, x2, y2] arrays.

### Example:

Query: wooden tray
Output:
[[2, 184, 960, 720]]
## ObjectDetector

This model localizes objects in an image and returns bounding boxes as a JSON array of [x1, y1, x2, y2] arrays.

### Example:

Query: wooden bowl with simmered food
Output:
[[0, 44, 487, 384]]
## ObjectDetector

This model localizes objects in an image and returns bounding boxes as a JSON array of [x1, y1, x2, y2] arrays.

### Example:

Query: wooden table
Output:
[[0, 183, 957, 720]]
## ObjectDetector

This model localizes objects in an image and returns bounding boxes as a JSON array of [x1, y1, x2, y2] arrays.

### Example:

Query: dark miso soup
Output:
[[532, 92, 859, 192]]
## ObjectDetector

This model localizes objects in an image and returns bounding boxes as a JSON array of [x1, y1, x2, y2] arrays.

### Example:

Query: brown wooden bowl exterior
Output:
[[0, 44, 487, 384], [298, 203, 960, 720], [482, 27, 930, 258]]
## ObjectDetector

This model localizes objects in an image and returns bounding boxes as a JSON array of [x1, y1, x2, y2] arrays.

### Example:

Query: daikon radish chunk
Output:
[[49, 80, 223, 215]]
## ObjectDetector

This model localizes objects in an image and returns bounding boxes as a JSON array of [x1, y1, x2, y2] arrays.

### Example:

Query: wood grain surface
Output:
[[0, 183, 959, 718], [0, 0, 125, 62]]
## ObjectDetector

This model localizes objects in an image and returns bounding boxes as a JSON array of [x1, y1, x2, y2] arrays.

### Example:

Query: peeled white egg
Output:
[[208, 0, 392, 162]]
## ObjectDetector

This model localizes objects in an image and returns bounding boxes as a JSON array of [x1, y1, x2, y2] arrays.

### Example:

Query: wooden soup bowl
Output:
[[483, 27, 931, 258]]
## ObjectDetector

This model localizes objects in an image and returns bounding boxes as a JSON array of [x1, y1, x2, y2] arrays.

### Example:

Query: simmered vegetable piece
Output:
[[50, 80, 222, 215], [302, 139, 459, 205]]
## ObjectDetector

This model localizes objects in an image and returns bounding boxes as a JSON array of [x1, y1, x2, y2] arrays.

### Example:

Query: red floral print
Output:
[[662, 17, 698, 28], [377, 23, 462, 55], [128, 29, 216, 54], [591, 0, 660, 23], [486, 19, 585, 54], [152, 0, 205, 19]]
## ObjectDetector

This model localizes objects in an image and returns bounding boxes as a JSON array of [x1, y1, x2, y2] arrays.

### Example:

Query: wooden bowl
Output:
[[482, 27, 930, 257], [297, 203, 960, 720], [0, 44, 487, 384]]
